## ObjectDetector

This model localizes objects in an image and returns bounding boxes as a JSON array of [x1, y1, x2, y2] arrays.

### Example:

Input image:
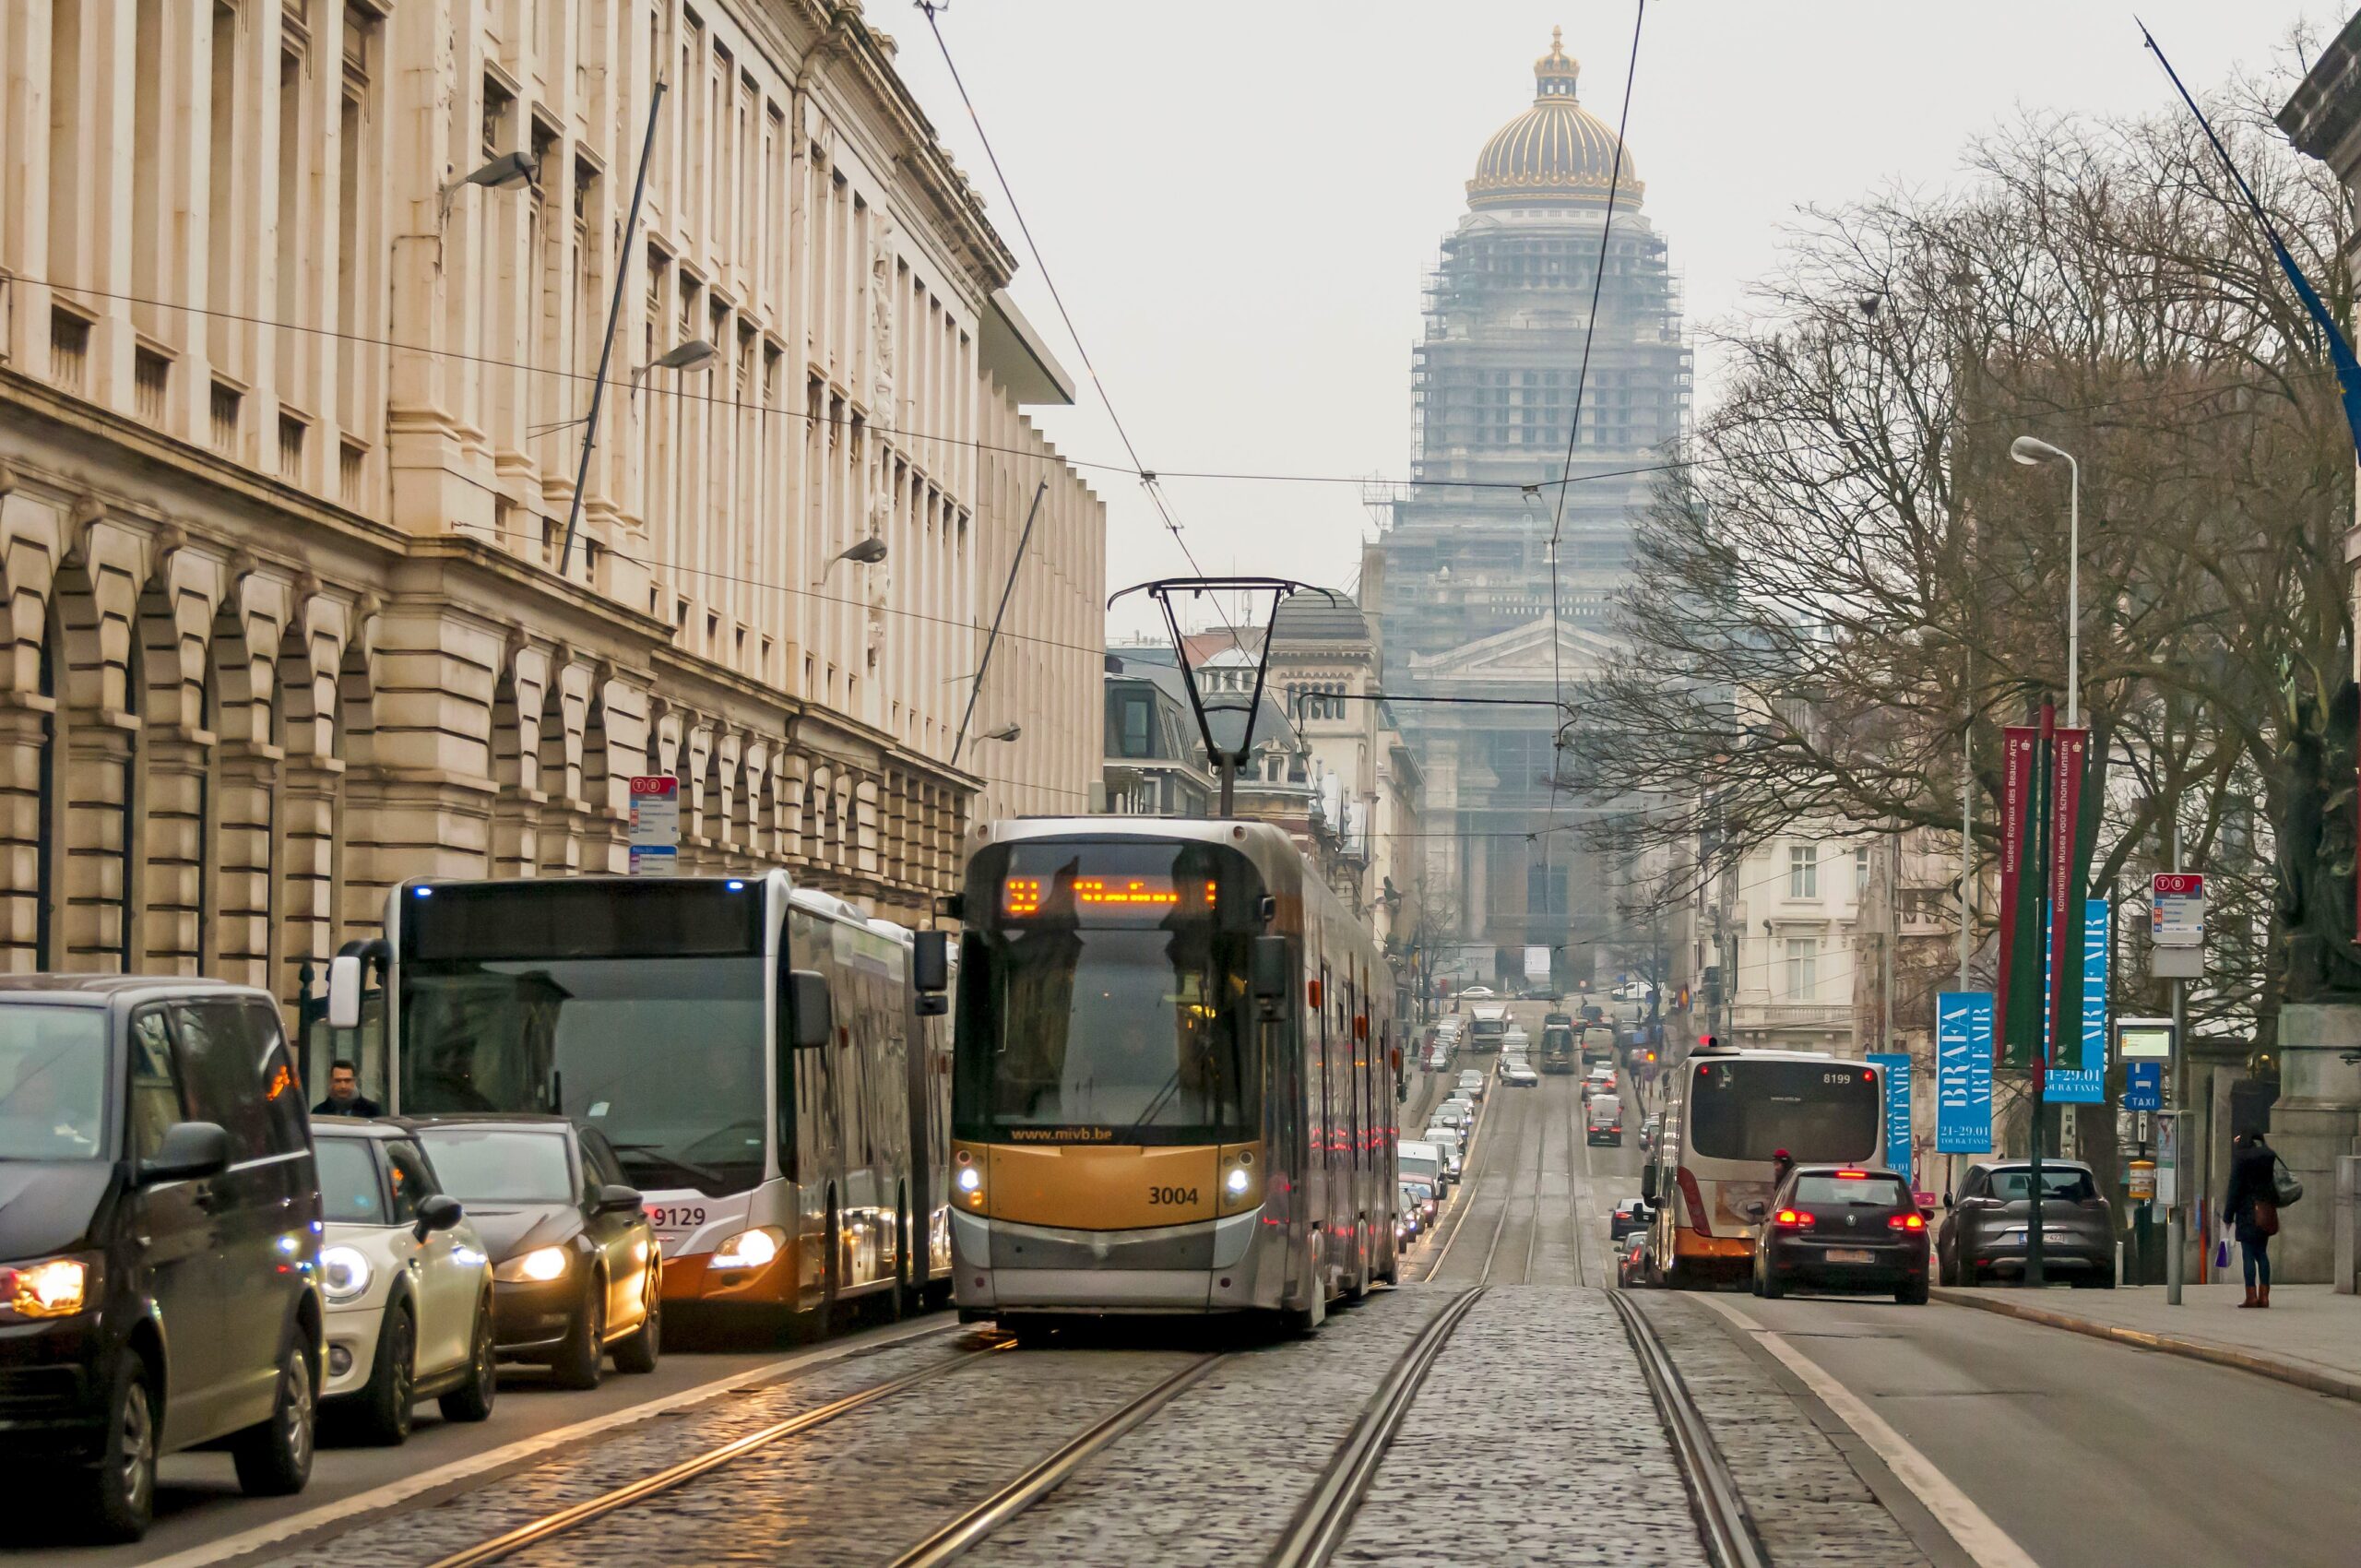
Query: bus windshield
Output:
[[1688, 1058, 1878, 1165], [955, 840, 1260, 1144]]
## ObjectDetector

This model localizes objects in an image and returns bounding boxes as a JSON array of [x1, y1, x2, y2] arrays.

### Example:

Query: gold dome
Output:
[[1466, 28, 1643, 212]]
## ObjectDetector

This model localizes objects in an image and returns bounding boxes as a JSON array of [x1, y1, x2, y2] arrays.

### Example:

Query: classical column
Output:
[[211, 739, 281, 991], [0, 695, 53, 971]]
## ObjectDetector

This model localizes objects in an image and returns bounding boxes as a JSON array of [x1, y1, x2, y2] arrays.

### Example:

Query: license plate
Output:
[[1826, 1248, 1876, 1265]]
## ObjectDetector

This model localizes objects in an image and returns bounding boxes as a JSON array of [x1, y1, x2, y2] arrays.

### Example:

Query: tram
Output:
[[1538, 1016, 1578, 1074], [947, 818, 1398, 1331], [331, 873, 946, 1327], [1639, 1042, 1883, 1288]]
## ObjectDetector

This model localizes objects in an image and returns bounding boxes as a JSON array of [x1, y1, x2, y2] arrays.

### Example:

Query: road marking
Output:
[[140, 1315, 956, 1568], [1691, 1293, 2042, 1568]]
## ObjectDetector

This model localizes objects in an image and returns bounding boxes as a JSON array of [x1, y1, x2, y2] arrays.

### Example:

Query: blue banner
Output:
[[1935, 992, 1993, 1154], [1869, 1051, 1913, 1187], [2125, 1061, 2162, 1111], [2049, 898, 2108, 1104]]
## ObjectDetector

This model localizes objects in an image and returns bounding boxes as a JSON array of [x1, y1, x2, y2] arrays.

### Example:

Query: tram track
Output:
[[1608, 1290, 1769, 1568]]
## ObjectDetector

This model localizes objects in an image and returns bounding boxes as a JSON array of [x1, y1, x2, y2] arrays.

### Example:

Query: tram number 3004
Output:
[[1147, 1187, 1200, 1206]]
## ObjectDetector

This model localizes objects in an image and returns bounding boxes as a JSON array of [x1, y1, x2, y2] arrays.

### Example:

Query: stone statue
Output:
[[2273, 674, 2361, 1002], [870, 216, 896, 415]]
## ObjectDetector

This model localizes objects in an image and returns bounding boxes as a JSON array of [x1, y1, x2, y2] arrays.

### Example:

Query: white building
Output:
[[0, 0, 1103, 999], [1722, 826, 1869, 1053]]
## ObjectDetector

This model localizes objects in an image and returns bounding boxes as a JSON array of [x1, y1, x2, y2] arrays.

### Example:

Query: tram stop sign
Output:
[[629, 775, 681, 875]]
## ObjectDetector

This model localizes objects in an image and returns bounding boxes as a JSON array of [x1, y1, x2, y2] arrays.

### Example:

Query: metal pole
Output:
[[950, 479, 1048, 766], [560, 79, 669, 579], [2064, 455, 2081, 731], [1962, 656, 1974, 991], [2167, 818, 2187, 1304], [2026, 716, 2054, 1289]]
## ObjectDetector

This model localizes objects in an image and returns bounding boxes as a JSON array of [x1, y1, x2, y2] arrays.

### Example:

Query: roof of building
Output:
[[1466, 29, 1644, 212], [1270, 591, 1371, 644]]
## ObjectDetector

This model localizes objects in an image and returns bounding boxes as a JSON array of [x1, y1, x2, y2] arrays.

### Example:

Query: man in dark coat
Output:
[[312, 1060, 384, 1119], [2223, 1129, 2278, 1308]]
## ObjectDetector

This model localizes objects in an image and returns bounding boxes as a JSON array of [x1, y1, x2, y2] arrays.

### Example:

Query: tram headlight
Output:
[[1224, 1167, 1251, 1198], [956, 1166, 982, 1194], [710, 1226, 785, 1270]]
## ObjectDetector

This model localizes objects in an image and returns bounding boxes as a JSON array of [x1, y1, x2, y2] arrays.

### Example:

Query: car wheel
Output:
[[1896, 1277, 1928, 1306], [70, 1350, 157, 1542], [611, 1265, 661, 1374], [438, 1298, 499, 1422], [353, 1302, 417, 1445], [231, 1337, 316, 1496], [549, 1275, 607, 1390], [1761, 1265, 1786, 1301]]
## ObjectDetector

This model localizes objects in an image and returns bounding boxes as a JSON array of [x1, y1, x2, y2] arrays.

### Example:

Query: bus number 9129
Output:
[[1148, 1187, 1199, 1206]]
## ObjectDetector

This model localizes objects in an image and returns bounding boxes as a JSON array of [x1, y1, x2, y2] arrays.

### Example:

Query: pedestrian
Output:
[[312, 1059, 384, 1118], [2224, 1127, 2278, 1308], [1772, 1146, 1797, 1192]]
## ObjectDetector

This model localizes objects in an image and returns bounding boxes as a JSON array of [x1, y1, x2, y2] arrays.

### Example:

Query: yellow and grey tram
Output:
[[947, 818, 1399, 1331]]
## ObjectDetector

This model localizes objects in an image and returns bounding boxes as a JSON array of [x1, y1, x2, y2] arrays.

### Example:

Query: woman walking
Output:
[[2223, 1129, 2279, 1308]]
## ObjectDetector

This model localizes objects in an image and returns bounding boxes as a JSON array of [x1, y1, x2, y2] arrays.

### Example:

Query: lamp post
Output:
[[631, 337, 717, 398], [2009, 436, 2082, 728], [813, 534, 888, 587]]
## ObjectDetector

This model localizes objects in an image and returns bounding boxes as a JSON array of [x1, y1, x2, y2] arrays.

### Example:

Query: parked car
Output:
[[1421, 1126, 1464, 1178], [1460, 986, 1497, 1000], [1638, 1111, 1663, 1154], [1609, 1197, 1651, 1241], [1402, 1179, 1439, 1228], [409, 1116, 662, 1388], [1936, 1160, 2116, 1288], [1456, 1069, 1488, 1103], [0, 978, 324, 1540], [1750, 1165, 1930, 1304], [312, 1120, 496, 1443], [1397, 1140, 1447, 1200]]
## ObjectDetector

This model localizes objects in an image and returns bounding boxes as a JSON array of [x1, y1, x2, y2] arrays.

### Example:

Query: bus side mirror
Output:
[[1252, 935, 1289, 1020], [789, 970, 835, 1050], [326, 954, 363, 1030], [1640, 1165, 1658, 1203], [912, 931, 950, 1016]]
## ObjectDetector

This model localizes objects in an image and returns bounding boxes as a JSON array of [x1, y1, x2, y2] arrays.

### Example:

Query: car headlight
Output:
[[494, 1245, 572, 1284], [2, 1256, 90, 1319], [319, 1245, 374, 1303], [709, 1226, 785, 1270]]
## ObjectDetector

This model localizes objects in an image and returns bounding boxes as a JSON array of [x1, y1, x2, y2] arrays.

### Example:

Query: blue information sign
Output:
[[2048, 898, 2109, 1104], [2125, 1061, 2163, 1111], [1869, 1051, 1913, 1187], [1935, 992, 1994, 1154]]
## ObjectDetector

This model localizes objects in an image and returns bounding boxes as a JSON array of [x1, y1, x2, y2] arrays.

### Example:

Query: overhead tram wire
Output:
[[1546, 1, 1648, 849]]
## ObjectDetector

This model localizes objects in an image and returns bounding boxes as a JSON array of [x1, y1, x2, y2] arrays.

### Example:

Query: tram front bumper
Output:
[[952, 1206, 1276, 1314]]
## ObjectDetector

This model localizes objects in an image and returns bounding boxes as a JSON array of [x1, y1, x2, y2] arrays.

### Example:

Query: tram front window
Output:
[[399, 956, 766, 1197], [956, 841, 1260, 1144]]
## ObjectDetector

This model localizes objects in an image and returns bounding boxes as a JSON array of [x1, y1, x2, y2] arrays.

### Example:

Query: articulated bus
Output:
[[948, 818, 1398, 1333], [1640, 1044, 1883, 1288], [330, 873, 949, 1329]]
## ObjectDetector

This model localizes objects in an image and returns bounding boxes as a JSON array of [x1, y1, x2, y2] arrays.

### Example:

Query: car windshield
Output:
[[1987, 1169, 2096, 1202], [0, 1006, 109, 1161], [1793, 1173, 1910, 1206], [418, 1127, 575, 1204], [315, 1137, 389, 1224]]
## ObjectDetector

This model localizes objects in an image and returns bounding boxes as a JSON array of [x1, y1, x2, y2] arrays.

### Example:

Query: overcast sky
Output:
[[887, 2, 2331, 638]]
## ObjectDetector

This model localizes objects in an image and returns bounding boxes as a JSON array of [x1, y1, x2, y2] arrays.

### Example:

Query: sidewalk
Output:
[[1930, 1280, 2361, 1402]]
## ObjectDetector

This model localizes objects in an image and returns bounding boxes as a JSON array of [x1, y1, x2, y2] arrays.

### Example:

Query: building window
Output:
[[1788, 845, 1818, 899], [1856, 846, 1871, 897], [1785, 937, 1818, 1000], [1119, 695, 1152, 758]]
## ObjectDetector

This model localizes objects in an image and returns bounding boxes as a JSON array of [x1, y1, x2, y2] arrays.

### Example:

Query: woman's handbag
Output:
[[2273, 1156, 2305, 1207], [2253, 1200, 2281, 1238]]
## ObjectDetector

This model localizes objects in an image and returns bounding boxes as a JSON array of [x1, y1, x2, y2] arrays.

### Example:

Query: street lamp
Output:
[[813, 535, 887, 587], [631, 338, 717, 398], [2010, 435, 2082, 728], [439, 150, 535, 221], [974, 722, 1022, 744]]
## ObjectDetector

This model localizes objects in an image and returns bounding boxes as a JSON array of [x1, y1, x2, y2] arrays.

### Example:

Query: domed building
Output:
[[1365, 29, 1691, 993]]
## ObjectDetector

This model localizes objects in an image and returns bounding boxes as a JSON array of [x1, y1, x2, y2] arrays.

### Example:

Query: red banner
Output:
[[1995, 725, 2041, 1064], [2046, 725, 2087, 1071]]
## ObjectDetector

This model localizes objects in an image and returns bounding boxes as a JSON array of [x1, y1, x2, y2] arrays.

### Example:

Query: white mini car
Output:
[[314, 1119, 498, 1443]]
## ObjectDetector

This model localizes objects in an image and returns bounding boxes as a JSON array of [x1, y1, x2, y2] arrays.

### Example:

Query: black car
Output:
[[1608, 1197, 1651, 1241], [409, 1116, 660, 1388], [1750, 1164, 1929, 1304], [0, 978, 324, 1540], [1937, 1160, 2117, 1288]]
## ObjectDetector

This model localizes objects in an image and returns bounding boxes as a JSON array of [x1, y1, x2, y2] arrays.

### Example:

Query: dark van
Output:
[[0, 978, 324, 1540]]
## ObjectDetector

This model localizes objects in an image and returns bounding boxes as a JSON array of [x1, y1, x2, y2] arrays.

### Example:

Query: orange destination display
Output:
[[1000, 872, 1217, 919]]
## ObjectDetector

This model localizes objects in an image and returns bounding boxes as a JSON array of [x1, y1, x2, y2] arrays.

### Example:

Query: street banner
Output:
[[1935, 992, 1994, 1153], [2046, 725, 2088, 1068], [1869, 1051, 1913, 1187], [1996, 725, 2045, 1066], [2048, 895, 2106, 1104]]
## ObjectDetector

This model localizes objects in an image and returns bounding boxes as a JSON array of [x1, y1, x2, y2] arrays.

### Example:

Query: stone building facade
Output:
[[1367, 29, 1689, 990], [0, 0, 1103, 1003]]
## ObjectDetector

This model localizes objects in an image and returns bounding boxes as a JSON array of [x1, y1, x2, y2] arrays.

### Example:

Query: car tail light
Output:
[[1834, 1170, 1869, 1180], [1888, 1213, 1926, 1230], [1773, 1208, 1814, 1229]]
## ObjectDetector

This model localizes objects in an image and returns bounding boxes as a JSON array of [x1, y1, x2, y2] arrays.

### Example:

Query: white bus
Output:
[[327, 873, 949, 1331], [1640, 1045, 1883, 1288]]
